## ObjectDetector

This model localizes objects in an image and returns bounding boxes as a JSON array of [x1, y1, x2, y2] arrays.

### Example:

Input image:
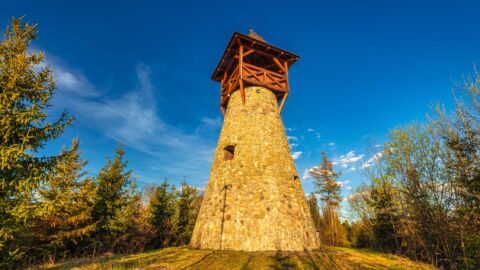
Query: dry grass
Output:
[[31, 246, 437, 270]]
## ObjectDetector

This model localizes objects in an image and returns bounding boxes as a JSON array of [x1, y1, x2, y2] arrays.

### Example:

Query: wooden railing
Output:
[[241, 63, 288, 93], [219, 45, 290, 114]]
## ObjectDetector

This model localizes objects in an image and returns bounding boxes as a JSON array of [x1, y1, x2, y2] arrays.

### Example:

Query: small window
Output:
[[224, 145, 235, 161], [293, 175, 299, 181]]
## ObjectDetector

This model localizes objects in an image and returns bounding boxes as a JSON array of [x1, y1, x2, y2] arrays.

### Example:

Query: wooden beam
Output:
[[220, 106, 226, 116], [243, 49, 255, 57], [278, 93, 289, 112], [239, 79, 245, 105], [273, 57, 287, 73], [284, 61, 289, 92], [234, 49, 255, 59], [239, 45, 245, 105]]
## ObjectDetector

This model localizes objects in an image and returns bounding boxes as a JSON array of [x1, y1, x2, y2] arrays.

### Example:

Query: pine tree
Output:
[[147, 179, 176, 248], [91, 147, 135, 251], [176, 182, 200, 245], [34, 139, 96, 259], [309, 152, 342, 206], [0, 17, 72, 264], [309, 152, 343, 246], [307, 193, 322, 234]]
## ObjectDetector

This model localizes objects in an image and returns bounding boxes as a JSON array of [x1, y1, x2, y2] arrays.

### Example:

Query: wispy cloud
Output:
[[50, 58, 217, 181], [307, 128, 315, 132], [336, 179, 349, 186], [361, 151, 383, 169], [328, 142, 335, 147], [333, 151, 364, 166], [292, 151, 302, 160], [302, 166, 318, 181], [287, 136, 298, 141]]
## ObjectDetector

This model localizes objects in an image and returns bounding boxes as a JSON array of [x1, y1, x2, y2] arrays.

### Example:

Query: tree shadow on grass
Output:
[[272, 251, 297, 270]]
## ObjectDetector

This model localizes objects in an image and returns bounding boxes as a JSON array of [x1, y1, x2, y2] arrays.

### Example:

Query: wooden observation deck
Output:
[[211, 31, 299, 115]]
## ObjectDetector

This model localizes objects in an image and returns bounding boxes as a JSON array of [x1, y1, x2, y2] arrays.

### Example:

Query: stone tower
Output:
[[190, 31, 319, 251]]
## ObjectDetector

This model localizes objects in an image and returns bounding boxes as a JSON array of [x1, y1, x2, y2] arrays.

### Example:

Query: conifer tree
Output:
[[34, 139, 96, 259], [0, 17, 72, 264], [91, 147, 135, 251], [309, 152, 342, 206], [176, 182, 200, 245], [309, 152, 343, 246], [307, 193, 322, 234], [147, 179, 176, 248]]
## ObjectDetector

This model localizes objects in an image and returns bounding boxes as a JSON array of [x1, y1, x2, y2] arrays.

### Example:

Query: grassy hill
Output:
[[34, 246, 437, 270]]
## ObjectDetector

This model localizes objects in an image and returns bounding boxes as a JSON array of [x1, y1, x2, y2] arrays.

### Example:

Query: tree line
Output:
[[346, 74, 480, 269], [0, 17, 202, 268]]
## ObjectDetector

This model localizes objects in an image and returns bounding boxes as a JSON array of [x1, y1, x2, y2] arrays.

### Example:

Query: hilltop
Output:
[[36, 246, 436, 270]]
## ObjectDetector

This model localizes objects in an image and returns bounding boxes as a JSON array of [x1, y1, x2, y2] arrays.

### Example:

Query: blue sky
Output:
[[2, 1, 480, 213]]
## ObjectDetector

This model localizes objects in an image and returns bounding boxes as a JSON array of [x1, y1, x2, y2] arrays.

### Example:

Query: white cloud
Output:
[[302, 166, 318, 180], [334, 151, 364, 166], [199, 116, 222, 129], [348, 167, 356, 172], [361, 151, 383, 169], [289, 143, 298, 150], [315, 132, 321, 140], [328, 142, 335, 147], [336, 180, 349, 186], [346, 186, 353, 190], [291, 151, 302, 160], [307, 128, 315, 132], [287, 136, 298, 141], [285, 127, 295, 131]]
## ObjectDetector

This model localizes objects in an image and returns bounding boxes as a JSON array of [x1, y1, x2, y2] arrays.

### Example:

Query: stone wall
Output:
[[190, 86, 320, 251]]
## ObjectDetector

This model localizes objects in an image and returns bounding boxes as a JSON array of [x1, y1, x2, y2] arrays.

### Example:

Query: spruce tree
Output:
[[309, 152, 343, 246], [309, 152, 342, 206], [35, 139, 96, 258], [91, 147, 135, 250], [147, 179, 176, 248], [0, 17, 72, 264], [176, 182, 200, 245]]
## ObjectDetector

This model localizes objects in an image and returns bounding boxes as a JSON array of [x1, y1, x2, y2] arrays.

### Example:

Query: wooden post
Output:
[[279, 93, 288, 112], [239, 45, 245, 105], [284, 61, 289, 92], [279, 61, 289, 113], [272, 57, 287, 73], [220, 106, 226, 116]]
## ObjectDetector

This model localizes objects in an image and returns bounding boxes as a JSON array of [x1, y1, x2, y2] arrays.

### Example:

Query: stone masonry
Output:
[[190, 86, 320, 251]]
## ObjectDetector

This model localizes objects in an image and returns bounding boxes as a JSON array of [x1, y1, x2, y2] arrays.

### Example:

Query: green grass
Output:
[[32, 246, 437, 270]]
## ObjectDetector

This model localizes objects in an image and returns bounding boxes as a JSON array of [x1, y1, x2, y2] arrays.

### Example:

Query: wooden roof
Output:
[[211, 32, 299, 82]]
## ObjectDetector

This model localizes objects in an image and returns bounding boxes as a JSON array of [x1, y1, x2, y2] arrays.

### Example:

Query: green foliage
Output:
[[147, 179, 176, 248], [91, 147, 137, 250], [306, 193, 322, 234], [37, 139, 96, 258], [369, 175, 401, 253], [176, 182, 201, 245], [307, 153, 347, 246], [349, 70, 480, 269], [309, 152, 341, 206], [0, 17, 72, 265]]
